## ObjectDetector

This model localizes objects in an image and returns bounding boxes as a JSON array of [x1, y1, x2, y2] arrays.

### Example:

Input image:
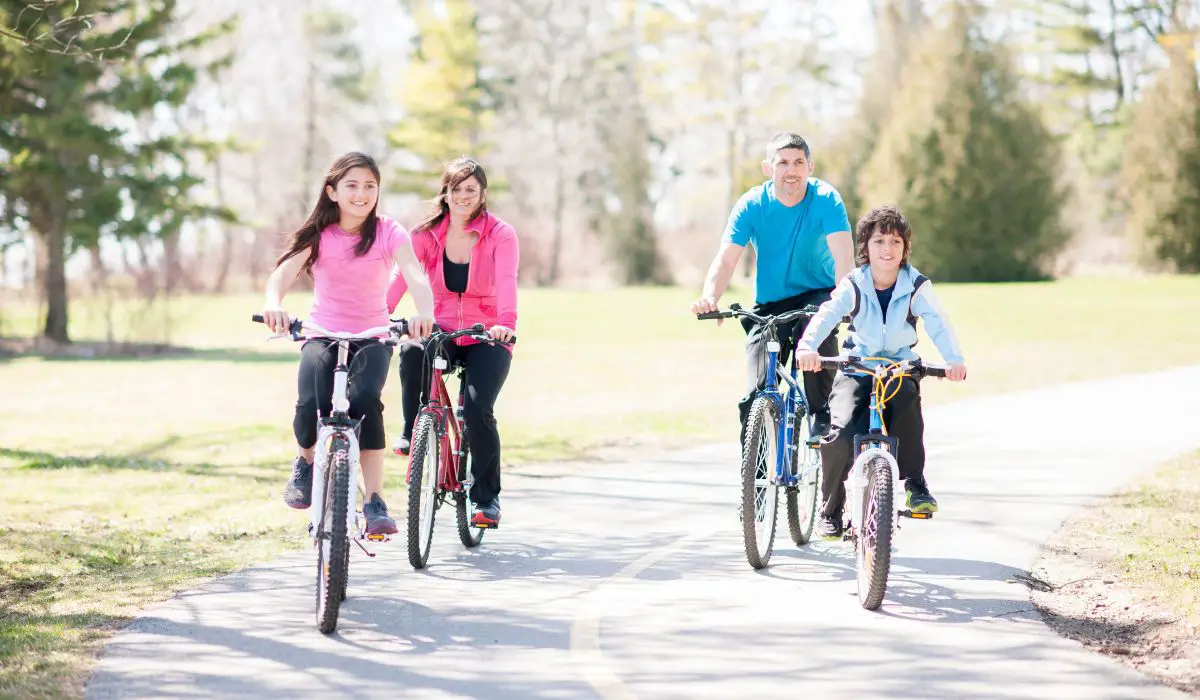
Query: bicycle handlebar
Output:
[[251, 314, 409, 345], [818, 355, 947, 378], [420, 322, 517, 348], [695, 303, 819, 326]]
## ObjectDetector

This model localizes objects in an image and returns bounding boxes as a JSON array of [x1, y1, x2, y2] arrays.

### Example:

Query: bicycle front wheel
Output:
[[316, 437, 351, 634], [741, 396, 779, 569], [856, 455, 895, 610], [786, 414, 821, 546], [406, 413, 441, 569]]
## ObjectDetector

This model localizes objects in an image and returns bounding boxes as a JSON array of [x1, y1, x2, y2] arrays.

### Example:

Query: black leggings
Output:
[[398, 339, 512, 505], [819, 373, 925, 517], [294, 339, 393, 451]]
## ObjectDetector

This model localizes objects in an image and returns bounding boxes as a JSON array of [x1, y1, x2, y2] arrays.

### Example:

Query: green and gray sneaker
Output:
[[905, 477, 938, 514]]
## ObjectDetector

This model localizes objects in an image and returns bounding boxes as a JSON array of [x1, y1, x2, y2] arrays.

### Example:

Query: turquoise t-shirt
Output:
[[723, 178, 851, 304]]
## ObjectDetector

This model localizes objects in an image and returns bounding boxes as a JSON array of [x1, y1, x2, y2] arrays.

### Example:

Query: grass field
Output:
[[1, 275, 1199, 698]]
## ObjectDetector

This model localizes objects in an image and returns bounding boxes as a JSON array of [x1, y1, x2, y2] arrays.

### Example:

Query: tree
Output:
[[860, 1, 1068, 282], [479, 0, 595, 285], [296, 4, 379, 218], [586, 0, 670, 285], [0, 0, 235, 342], [389, 0, 494, 192], [838, 0, 928, 221], [1123, 26, 1200, 270], [0, 0, 132, 57]]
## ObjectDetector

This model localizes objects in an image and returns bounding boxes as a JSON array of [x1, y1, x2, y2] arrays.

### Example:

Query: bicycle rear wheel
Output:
[[406, 413, 440, 569], [455, 433, 485, 548], [856, 455, 894, 610], [786, 414, 821, 546], [740, 396, 779, 569], [316, 437, 351, 634]]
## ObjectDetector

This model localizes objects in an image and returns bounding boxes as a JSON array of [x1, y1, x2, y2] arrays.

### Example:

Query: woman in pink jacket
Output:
[[387, 157, 519, 527]]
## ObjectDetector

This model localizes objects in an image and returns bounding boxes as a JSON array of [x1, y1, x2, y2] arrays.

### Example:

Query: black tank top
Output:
[[444, 252, 469, 294]]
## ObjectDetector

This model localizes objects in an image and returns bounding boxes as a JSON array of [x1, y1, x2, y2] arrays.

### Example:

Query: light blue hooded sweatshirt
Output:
[[796, 264, 964, 367]]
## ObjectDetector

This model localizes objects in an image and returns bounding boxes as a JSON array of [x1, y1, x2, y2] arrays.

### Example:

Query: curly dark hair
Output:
[[855, 204, 912, 266]]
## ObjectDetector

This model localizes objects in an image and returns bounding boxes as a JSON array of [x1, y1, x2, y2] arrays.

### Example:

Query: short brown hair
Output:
[[766, 132, 811, 161], [855, 205, 912, 266]]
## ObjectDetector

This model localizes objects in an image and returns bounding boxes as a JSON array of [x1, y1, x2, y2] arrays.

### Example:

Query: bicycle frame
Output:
[[842, 360, 934, 533], [308, 339, 364, 542], [846, 375, 901, 535], [411, 349, 469, 499], [758, 328, 814, 489]]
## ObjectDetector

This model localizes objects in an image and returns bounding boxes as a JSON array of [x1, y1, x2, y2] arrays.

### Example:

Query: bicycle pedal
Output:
[[899, 509, 933, 519], [364, 533, 389, 542]]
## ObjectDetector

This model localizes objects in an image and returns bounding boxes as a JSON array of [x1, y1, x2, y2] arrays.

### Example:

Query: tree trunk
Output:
[[549, 123, 566, 286], [41, 220, 69, 343]]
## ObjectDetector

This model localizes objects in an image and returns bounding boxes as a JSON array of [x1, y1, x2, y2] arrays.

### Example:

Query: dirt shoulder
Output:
[[1029, 450, 1200, 695]]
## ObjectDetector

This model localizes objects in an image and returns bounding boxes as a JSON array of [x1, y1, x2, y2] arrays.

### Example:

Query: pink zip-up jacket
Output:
[[386, 211, 519, 347]]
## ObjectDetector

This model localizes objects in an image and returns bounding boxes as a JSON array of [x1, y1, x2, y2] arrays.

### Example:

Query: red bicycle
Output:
[[404, 323, 515, 569]]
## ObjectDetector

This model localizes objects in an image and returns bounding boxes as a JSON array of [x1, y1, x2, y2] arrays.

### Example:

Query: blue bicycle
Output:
[[698, 303, 823, 569]]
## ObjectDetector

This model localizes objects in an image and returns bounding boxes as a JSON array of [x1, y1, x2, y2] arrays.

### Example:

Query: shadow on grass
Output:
[[0, 338, 298, 364], [0, 437, 285, 480]]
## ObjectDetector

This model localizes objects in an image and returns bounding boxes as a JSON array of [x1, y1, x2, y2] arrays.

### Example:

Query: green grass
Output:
[[0, 275, 1198, 698]]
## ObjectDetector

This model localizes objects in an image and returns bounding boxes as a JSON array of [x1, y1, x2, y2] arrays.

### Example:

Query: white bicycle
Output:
[[818, 355, 947, 610], [253, 314, 409, 633]]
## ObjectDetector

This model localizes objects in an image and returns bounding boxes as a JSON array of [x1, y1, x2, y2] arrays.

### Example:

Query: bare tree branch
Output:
[[2, 1, 133, 58]]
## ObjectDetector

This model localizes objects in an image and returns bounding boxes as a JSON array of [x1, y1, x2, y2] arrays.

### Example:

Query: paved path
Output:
[[87, 367, 1200, 699]]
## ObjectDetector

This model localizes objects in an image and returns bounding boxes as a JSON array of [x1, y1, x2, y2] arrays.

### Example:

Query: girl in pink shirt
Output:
[[261, 152, 434, 535], [387, 157, 519, 528]]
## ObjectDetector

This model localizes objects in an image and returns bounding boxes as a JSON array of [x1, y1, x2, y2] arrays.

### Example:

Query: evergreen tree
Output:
[[0, 0, 235, 341], [860, 2, 1068, 282]]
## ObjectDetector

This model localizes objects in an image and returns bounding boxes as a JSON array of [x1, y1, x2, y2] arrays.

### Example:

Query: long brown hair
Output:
[[855, 204, 912, 266], [277, 152, 383, 276], [413, 157, 489, 234]]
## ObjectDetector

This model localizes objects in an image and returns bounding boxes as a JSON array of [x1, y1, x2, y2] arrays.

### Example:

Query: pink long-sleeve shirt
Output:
[[387, 211, 519, 344]]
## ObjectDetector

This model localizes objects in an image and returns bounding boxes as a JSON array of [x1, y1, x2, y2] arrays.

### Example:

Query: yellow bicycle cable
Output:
[[854, 357, 910, 436]]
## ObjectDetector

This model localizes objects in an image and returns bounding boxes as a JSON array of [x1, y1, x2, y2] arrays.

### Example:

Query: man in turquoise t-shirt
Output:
[[692, 133, 854, 440]]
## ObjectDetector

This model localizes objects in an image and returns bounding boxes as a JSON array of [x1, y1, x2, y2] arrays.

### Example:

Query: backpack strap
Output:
[[842, 279, 862, 351], [907, 274, 929, 346]]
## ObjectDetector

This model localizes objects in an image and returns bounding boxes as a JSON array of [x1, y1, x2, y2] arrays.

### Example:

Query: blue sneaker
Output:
[[363, 493, 399, 535], [283, 456, 312, 509]]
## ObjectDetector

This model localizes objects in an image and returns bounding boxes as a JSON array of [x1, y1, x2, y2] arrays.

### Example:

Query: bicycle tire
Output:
[[316, 437, 351, 634], [455, 433, 485, 548], [786, 415, 820, 546], [741, 396, 778, 569], [856, 455, 894, 610], [406, 413, 440, 569]]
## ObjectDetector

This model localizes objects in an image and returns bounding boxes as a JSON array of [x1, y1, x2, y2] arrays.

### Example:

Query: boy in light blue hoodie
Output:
[[795, 205, 968, 539]]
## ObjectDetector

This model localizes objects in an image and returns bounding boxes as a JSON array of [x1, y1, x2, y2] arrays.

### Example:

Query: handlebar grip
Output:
[[819, 359, 843, 369], [923, 366, 947, 378], [696, 311, 729, 320], [251, 314, 265, 323], [467, 333, 517, 346]]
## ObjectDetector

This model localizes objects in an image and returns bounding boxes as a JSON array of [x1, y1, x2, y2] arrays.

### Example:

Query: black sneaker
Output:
[[809, 413, 831, 444], [393, 437, 411, 456], [283, 456, 313, 509], [363, 493, 399, 535], [472, 497, 500, 528], [817, 512, 843, 539], [905, 477, 938, 514]]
